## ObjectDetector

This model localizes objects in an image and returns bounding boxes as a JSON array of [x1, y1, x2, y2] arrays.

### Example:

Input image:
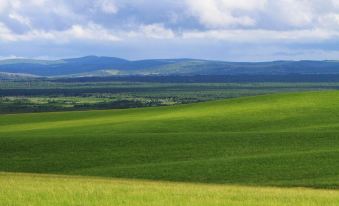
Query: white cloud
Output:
[[182, 28, 339, 43], [268, 0, 314, 27], [212, 0, 267, 11], [0, 22, 120, 43], [185, 0, 267, 28], [30, 0, 46, 6], [318, 13, 339, 28], [0, 55, 25, 60], [184, 0, 339, 30], [9, 13, 32, 27], [0, 0, 9, 13], [65, 23, 120, 42], [0, 22, 17, 41], [0, 0, 84, 31], [138, 24, 175, 39], [96, 0, 118, 14], [331, 0, 339, 8], [8, 0, 22, 10]]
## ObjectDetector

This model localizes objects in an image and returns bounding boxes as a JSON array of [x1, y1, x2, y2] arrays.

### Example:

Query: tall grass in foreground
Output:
[[1, 173, 338, 206]]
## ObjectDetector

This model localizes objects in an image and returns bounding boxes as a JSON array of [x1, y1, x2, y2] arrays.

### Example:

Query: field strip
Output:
[[1, 172, 339, 206]]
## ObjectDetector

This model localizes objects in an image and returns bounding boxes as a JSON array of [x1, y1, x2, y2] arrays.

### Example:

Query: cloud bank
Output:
[[1, 0, 339, 60]]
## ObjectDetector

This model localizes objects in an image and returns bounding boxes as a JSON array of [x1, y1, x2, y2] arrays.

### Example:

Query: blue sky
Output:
[[1, 0, 339, 61]]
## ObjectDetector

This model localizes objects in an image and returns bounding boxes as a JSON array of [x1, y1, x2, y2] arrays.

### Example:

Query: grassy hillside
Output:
[[1, 172, 338, 206], [1, 91, 339, 189]]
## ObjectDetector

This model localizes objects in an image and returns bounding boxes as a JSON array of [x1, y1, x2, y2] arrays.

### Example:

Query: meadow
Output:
[[1, 90, 339, 205]]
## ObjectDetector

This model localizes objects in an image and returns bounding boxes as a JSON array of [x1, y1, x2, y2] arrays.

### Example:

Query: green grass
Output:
[[1, 173, 339, 206], [1, 91, 339, 204]]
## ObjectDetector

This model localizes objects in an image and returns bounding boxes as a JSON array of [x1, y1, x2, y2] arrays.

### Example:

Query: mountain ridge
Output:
[[1, 56, 339, 78]]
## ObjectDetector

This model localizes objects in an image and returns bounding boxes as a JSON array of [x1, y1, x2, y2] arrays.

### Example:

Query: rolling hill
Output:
[[2, 56, 339, 77], [1, 91, 339, 205], [1, 91, 339, 187]]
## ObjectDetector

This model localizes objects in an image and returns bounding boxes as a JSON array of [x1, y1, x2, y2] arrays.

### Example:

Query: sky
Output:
[[1, 0, 339, 61]]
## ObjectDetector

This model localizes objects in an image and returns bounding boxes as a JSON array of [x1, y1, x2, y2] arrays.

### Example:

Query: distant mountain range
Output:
[[1, 56, 339, 79]]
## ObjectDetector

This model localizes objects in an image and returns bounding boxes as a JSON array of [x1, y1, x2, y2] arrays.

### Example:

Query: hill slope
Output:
[[1, 91, 339, 188], [2, 56, 339, 77]]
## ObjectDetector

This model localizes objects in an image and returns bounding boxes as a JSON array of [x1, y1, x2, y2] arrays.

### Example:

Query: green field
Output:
[[1, 91, 339, 204]]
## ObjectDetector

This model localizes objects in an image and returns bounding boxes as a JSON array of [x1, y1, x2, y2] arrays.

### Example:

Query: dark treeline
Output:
[[2, 85, 338, 97], [0, 88, 155, 96], [52, 74, 339, 83], [0, 99, 161, 114]]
